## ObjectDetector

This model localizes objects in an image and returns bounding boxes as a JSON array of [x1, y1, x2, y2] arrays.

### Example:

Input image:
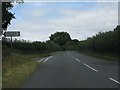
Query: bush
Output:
[[78, 25, 120, 54]]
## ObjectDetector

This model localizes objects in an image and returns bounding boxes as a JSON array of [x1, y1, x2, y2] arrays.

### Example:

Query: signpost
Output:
[[4, 31, 20, 53], [4, 31, 20, 37]]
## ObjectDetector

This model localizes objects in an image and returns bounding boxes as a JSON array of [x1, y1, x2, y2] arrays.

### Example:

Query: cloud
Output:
[[8, 2, 118, 41]]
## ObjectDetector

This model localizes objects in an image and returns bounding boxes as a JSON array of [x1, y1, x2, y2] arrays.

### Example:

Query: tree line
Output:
[[78, 25, 119, 54], [2, 37, 62, 60], [2, 25, 120, 61], [2, 1, 119, 61]]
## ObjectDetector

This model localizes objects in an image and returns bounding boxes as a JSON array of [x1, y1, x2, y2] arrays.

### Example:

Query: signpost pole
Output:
[[4, 31, 20, 53], [11, 36, 12, 53]]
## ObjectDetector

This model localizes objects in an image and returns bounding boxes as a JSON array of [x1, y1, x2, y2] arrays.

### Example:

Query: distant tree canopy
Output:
[[64, 39, 79, 50], [49, 32, 71, 48]]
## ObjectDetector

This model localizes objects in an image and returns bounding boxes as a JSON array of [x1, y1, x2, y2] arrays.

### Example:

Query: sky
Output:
[[8, 0, 118, 42]]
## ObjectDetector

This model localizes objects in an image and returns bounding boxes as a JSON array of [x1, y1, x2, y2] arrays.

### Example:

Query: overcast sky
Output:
[[8, 0, 118, 41]]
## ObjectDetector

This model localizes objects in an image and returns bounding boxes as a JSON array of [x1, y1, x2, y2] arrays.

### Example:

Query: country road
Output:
[[22, 51, 119, 88]]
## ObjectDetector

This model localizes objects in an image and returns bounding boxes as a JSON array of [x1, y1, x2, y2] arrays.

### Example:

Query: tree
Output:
[[49, 32, 71, 48], [2, 1, 23, 30], [64, 39, 79, 50], [2, 2, 15, 30]]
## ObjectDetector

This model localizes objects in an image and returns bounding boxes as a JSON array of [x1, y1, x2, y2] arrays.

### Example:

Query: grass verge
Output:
[[79, 51, 119, 62], [2, 52, 53, 88]]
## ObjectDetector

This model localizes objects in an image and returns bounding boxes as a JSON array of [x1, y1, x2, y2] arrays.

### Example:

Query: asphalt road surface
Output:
[[22, 51, 119, 88]]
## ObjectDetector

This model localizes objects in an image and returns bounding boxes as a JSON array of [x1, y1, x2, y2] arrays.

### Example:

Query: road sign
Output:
[[4, 31, 20, 37], [4, 31, 20, 53]]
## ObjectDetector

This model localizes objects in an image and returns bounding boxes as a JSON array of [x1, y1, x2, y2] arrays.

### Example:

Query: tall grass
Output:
[[2, 53, 40, 88]]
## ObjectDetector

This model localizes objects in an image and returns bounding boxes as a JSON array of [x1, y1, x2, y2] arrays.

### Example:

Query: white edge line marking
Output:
[[67, 53, 74, 58], [84, 63, 98, 72], [75, 58, 80, 62], [38, 58, 45, 62], [43, 56, 52, 62], [109, 78, 120, 85]]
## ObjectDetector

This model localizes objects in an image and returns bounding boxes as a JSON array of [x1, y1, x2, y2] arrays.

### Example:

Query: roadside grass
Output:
[[2, 52, 54, 88], [2, 53, 39, 88], [27, 52, 55, 59], [79, 51, 119, 62]]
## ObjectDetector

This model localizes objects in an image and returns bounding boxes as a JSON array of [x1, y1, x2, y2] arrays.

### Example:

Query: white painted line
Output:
[[75, 58, 80, 62], [67, 53, 74, 58], [43, 56, 52, 62], [109, 78, 120, 85], [38, 58, 45, 62], [83, 63, 98, 72]]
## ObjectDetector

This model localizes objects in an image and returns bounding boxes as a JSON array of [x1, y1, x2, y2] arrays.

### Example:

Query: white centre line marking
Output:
[[109, 78, 120, 85], [83, 63, 98, 72], [67, 53, 74, 58], [75, 58, 80, 62], [43, 56, 52, 62]]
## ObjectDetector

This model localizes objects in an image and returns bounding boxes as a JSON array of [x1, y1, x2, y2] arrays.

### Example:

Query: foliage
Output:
[[2, 1, 23, 30], [2, 2, 15, 30], [78, 25, 120, 54], [2, 38, 62, 60], [49, 32, 71, 48], [2, 26, 119, 61], [64, 39, 79, 50]]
